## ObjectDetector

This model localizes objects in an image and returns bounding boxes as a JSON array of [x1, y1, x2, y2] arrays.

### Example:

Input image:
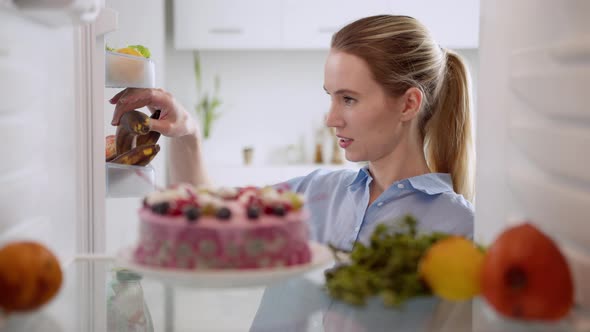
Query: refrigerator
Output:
[[0, 0, 588, 330]]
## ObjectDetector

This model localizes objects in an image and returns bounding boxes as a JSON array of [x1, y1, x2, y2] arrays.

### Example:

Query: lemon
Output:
[[115, 47, 143, 57], [419, 236, 484, 301]]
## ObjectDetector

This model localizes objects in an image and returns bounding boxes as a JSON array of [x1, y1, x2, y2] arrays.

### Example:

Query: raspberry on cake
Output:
[[133, 184, 312, 270]]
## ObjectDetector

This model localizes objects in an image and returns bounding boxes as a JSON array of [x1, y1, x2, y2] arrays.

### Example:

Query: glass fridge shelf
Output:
[[106, 162, 156, 198]]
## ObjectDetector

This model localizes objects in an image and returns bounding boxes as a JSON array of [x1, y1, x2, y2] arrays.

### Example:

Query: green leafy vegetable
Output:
[[105, 45, 115, 52], [128, 45, 151, 58], [325, 215, 449, 307]]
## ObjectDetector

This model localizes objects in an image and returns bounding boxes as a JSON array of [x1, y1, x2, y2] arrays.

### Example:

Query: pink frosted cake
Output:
[[133, 184, 312, 270]]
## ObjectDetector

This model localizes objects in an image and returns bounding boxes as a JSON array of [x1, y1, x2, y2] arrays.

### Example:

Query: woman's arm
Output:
[[169, 132, 211, 187]]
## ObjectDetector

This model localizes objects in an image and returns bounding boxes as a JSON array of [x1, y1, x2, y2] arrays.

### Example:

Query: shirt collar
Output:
[[347, 166, 371, 189], [407, 173, 454, 195], [348, 166, 454, 195]]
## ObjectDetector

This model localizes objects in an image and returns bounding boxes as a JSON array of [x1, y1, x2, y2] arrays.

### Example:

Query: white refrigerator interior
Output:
[[0, 7, 82, 267], [477, 0, 590, 309]]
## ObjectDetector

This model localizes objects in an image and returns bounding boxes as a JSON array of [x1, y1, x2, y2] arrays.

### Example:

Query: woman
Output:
[[110, 15, 474, 247]]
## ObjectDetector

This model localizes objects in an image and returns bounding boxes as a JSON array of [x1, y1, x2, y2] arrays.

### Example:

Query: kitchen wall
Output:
[[163, 1, 480, 170], [166, 49, 480, 163]]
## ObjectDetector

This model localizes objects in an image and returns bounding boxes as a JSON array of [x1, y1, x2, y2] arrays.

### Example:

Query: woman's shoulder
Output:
[[405, 173, 474, 237], [438, 190, 474, 214], [426, 191, 474, 237], [406, 173, 473, 212]]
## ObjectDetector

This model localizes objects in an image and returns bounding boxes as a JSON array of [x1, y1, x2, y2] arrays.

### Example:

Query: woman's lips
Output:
[[338, 136, 353, 149]]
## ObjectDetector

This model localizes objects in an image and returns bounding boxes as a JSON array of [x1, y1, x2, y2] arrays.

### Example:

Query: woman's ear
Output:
[[400, 87, 423, 122]]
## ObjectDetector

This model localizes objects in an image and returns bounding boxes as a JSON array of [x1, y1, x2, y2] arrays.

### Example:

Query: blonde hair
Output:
[[332, 15, 475, 202]]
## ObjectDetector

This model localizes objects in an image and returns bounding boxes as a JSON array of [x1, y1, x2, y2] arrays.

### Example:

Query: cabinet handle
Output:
[[208, 27, 244, 35], [318, 27, 338, 34]]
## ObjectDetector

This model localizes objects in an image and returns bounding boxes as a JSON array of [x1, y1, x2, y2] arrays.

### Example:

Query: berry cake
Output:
[[133, 184, 312, 270]]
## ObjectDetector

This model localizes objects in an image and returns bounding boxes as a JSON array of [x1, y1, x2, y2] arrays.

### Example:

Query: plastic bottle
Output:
[[107, 269, 154, 332]]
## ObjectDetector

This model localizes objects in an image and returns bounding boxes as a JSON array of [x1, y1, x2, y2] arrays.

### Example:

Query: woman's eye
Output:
[[343, 96, 356, 105]]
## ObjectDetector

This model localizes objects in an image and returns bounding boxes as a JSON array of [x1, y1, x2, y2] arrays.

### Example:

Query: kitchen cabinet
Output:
[[281, 0, 389, 49], [388, 0, 480, 48], [173, 0, 480, 50], [174, 0, 282, 49]]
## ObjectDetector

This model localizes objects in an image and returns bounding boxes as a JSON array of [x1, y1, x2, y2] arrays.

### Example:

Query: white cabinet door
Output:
[[389, 0, 480, 49], [174, 0, 282, 49], [282, 0, 389, 49]]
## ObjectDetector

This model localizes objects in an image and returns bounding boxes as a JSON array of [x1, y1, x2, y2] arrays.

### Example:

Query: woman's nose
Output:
[[325, 105, 344, 128]]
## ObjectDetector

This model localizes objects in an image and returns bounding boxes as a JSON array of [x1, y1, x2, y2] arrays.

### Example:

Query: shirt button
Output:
[[397, 183, 405, 189], [377, 202, 384, 207], [354, 226, 360, 232]]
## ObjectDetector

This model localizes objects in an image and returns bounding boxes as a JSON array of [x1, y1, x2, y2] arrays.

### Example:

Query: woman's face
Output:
[[324, 50, 406, 163]]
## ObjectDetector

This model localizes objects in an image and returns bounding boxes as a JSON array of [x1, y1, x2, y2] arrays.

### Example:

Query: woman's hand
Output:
[[110, 88, 210, 186], [110, 88, 198, 138]]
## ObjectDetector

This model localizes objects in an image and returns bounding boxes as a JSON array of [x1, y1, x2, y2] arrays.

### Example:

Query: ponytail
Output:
[[423, 50, 475, 202]]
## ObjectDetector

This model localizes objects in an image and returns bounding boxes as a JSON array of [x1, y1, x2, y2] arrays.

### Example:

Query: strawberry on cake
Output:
[[133, 184, 312, 270]]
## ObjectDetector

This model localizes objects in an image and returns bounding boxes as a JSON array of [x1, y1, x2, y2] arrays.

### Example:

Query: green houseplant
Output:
[[193, 51, 222, 139]]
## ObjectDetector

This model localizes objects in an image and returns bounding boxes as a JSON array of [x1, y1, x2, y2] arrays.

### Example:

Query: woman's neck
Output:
[[367, 130, 430, 204]]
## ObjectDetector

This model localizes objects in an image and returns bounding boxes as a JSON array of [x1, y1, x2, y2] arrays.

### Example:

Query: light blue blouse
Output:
[[250, 167, 474, 332], [282, 166, 474, 247]]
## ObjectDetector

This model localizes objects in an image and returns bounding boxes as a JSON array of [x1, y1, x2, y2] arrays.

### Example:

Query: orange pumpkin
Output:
[[0, 241, 63, 312]]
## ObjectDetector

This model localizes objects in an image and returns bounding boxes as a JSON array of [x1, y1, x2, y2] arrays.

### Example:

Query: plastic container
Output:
[[106, 163, 156, 198], [105, 51, 155, 89]]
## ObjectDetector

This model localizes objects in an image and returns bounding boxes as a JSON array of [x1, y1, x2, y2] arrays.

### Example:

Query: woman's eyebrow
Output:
[[323, 86, 359, 95]]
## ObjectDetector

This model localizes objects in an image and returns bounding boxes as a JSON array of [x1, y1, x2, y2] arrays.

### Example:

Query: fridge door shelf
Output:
[[106, 162, 156, 198], [5, 0, 101, 27], [105, 51, 155, 89]]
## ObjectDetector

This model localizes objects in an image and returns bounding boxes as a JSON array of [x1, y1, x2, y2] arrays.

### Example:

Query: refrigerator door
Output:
[[0, 3, 112, 331], [477, 0, 590, 309]]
